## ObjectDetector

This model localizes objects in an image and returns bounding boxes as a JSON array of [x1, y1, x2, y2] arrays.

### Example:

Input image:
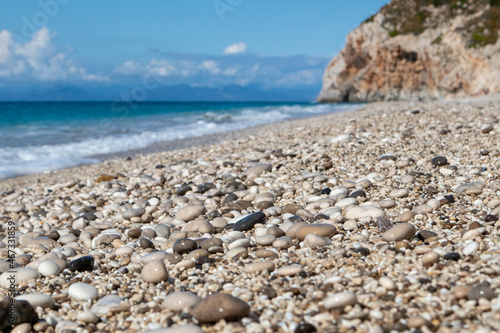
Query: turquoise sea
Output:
[[0, 102, 358, 179]]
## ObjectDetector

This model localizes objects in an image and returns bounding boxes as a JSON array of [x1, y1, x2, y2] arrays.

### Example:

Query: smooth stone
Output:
[[59, 234, 78, 245], [256, 234, 276, 246], [245, 163, 272, 176], [15, 293, 54, 309], [335, 197, 357, 208], [431, 156, 448, 166], [68, 283, 98, 301], [399, 211, 416, 222], [379, 277, 396, 290], [228, 238, 251, 250], [122, 208, 146, 220], [226, 248, 248, 260], [0, 300, 38, 330], [304, 234, 332, 248], [416, 230, 438, 241], [141, 261, 169, 283], [443, 252, 460, 261], [37, 260, 61, 277], [379, 199, 396, 208], [468, 283, 495, 301], [155, 224, 171, 238], [294, 322, 317, 333], [463, 241, 479, 256], [200, 238, 223, 250], [276, 264, 303, 276], [272, 236, 293, 249], [144, 325, 205, 333], [77, 311, 99, 324], [68, 256, 94, 272], [191, 293, 250, 323], [295, 223, 337, 241], [0, 268, 40, 288], [242, 261, 275, 274], [141, 251, 168, 264], [422, 251, 439, 266], [91, 295, 123, 315], [185, 249, 210, 262], [382, 223, 416, 241], [389, 189, 408, 198], [175, 205, 206, 222], [414, 204, 433, 214], [283, 204, 304, 214], [11, 322, 32, 333], [173, 238, 198, 254], [162, 292, 201, 312], [455, 182, 485, 195], [324, 292, 357, 309], [345, 206, 385, 220], [233, 212, 266, 232], [255, 249, 279, 259]]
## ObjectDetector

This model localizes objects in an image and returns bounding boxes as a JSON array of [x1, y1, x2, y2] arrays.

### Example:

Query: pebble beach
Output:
[[1, 97, 500, 333]]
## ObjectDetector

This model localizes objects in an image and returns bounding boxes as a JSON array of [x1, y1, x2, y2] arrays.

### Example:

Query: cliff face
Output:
[[318, 0, 500, 103]]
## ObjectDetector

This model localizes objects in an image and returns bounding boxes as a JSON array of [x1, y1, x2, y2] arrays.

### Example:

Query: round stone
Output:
[[382, 223, 416, 242], [172, 239, 198, 254], [175, 205, 206, 221], [468, 283, 495, 301], [163, 291, 201, 311], [142, 325, 205, 333], [245, 163, 272, 176], [37, 260, 61, 277], [463, 241, 479, 256], [0, 268, 40, 288], [324, 292, 357, 309], [233, 212, 266, 231], [191, 293, 250, 323], [68, 283, 98, 301], [155, 224, 171, 238], [304, 234, 332, 248], [141, 261, 169, 283], [431, 156, 448, 166], [15, 293, 54, 309], [200, 238, 223, 250], [122, 208, 146, 220], [68, 256, 94, 272], [389, 189, 409, 198], [276, 265, 303, 276], [379, 277, 396, 290], [295, 322, 317, 333], [422, 251, 439, 266], [295, 223, 337, 241], [345, 205, 385, 220], [243, 261, 275, 274], [455, 182, 485, 195]]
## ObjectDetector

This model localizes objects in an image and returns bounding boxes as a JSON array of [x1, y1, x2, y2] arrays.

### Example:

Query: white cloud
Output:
[[224, 42, 247, 55], [115, 61, 143, 75], [199, 60, 220, 74], [0, 27, 107, 82], [146, 59, 176, 77]]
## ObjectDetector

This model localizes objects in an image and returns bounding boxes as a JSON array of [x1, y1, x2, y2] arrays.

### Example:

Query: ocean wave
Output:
[[0, 103, 359, 179]]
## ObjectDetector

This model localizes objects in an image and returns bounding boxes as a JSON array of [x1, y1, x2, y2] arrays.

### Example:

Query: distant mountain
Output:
[[0, 84, 319, 102], [318, 0, 500, 102]]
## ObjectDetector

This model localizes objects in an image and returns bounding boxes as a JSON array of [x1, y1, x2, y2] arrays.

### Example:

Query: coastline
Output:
[[1, 105, 360, 191]]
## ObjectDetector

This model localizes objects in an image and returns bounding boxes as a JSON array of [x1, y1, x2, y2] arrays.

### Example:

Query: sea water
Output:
[[0, 102, 358, 179]]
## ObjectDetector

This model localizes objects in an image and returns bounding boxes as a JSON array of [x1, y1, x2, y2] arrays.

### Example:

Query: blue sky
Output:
[[0, 1, 388, 99]]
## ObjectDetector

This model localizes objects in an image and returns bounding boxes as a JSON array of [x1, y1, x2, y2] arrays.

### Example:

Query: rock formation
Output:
[[317, 0, 500, 103]]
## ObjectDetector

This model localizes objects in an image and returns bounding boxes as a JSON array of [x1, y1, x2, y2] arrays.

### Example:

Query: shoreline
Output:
[[0, 105, 360, 191]]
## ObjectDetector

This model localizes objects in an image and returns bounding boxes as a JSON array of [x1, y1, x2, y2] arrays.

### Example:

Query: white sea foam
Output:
[[0, 103, 359, 179]]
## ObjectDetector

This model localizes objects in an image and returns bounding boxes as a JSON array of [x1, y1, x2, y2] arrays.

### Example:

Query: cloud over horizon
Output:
[[224, 42, 248, 55], [0, 27, 108, 84], [0, 28, 329, 92]]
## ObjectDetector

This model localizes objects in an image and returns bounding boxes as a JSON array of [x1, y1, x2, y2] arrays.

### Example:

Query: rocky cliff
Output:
[[317, 0, 500, 103]]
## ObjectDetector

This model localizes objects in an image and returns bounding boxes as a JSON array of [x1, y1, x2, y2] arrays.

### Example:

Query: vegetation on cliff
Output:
[[365, 0, 500, 48]]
